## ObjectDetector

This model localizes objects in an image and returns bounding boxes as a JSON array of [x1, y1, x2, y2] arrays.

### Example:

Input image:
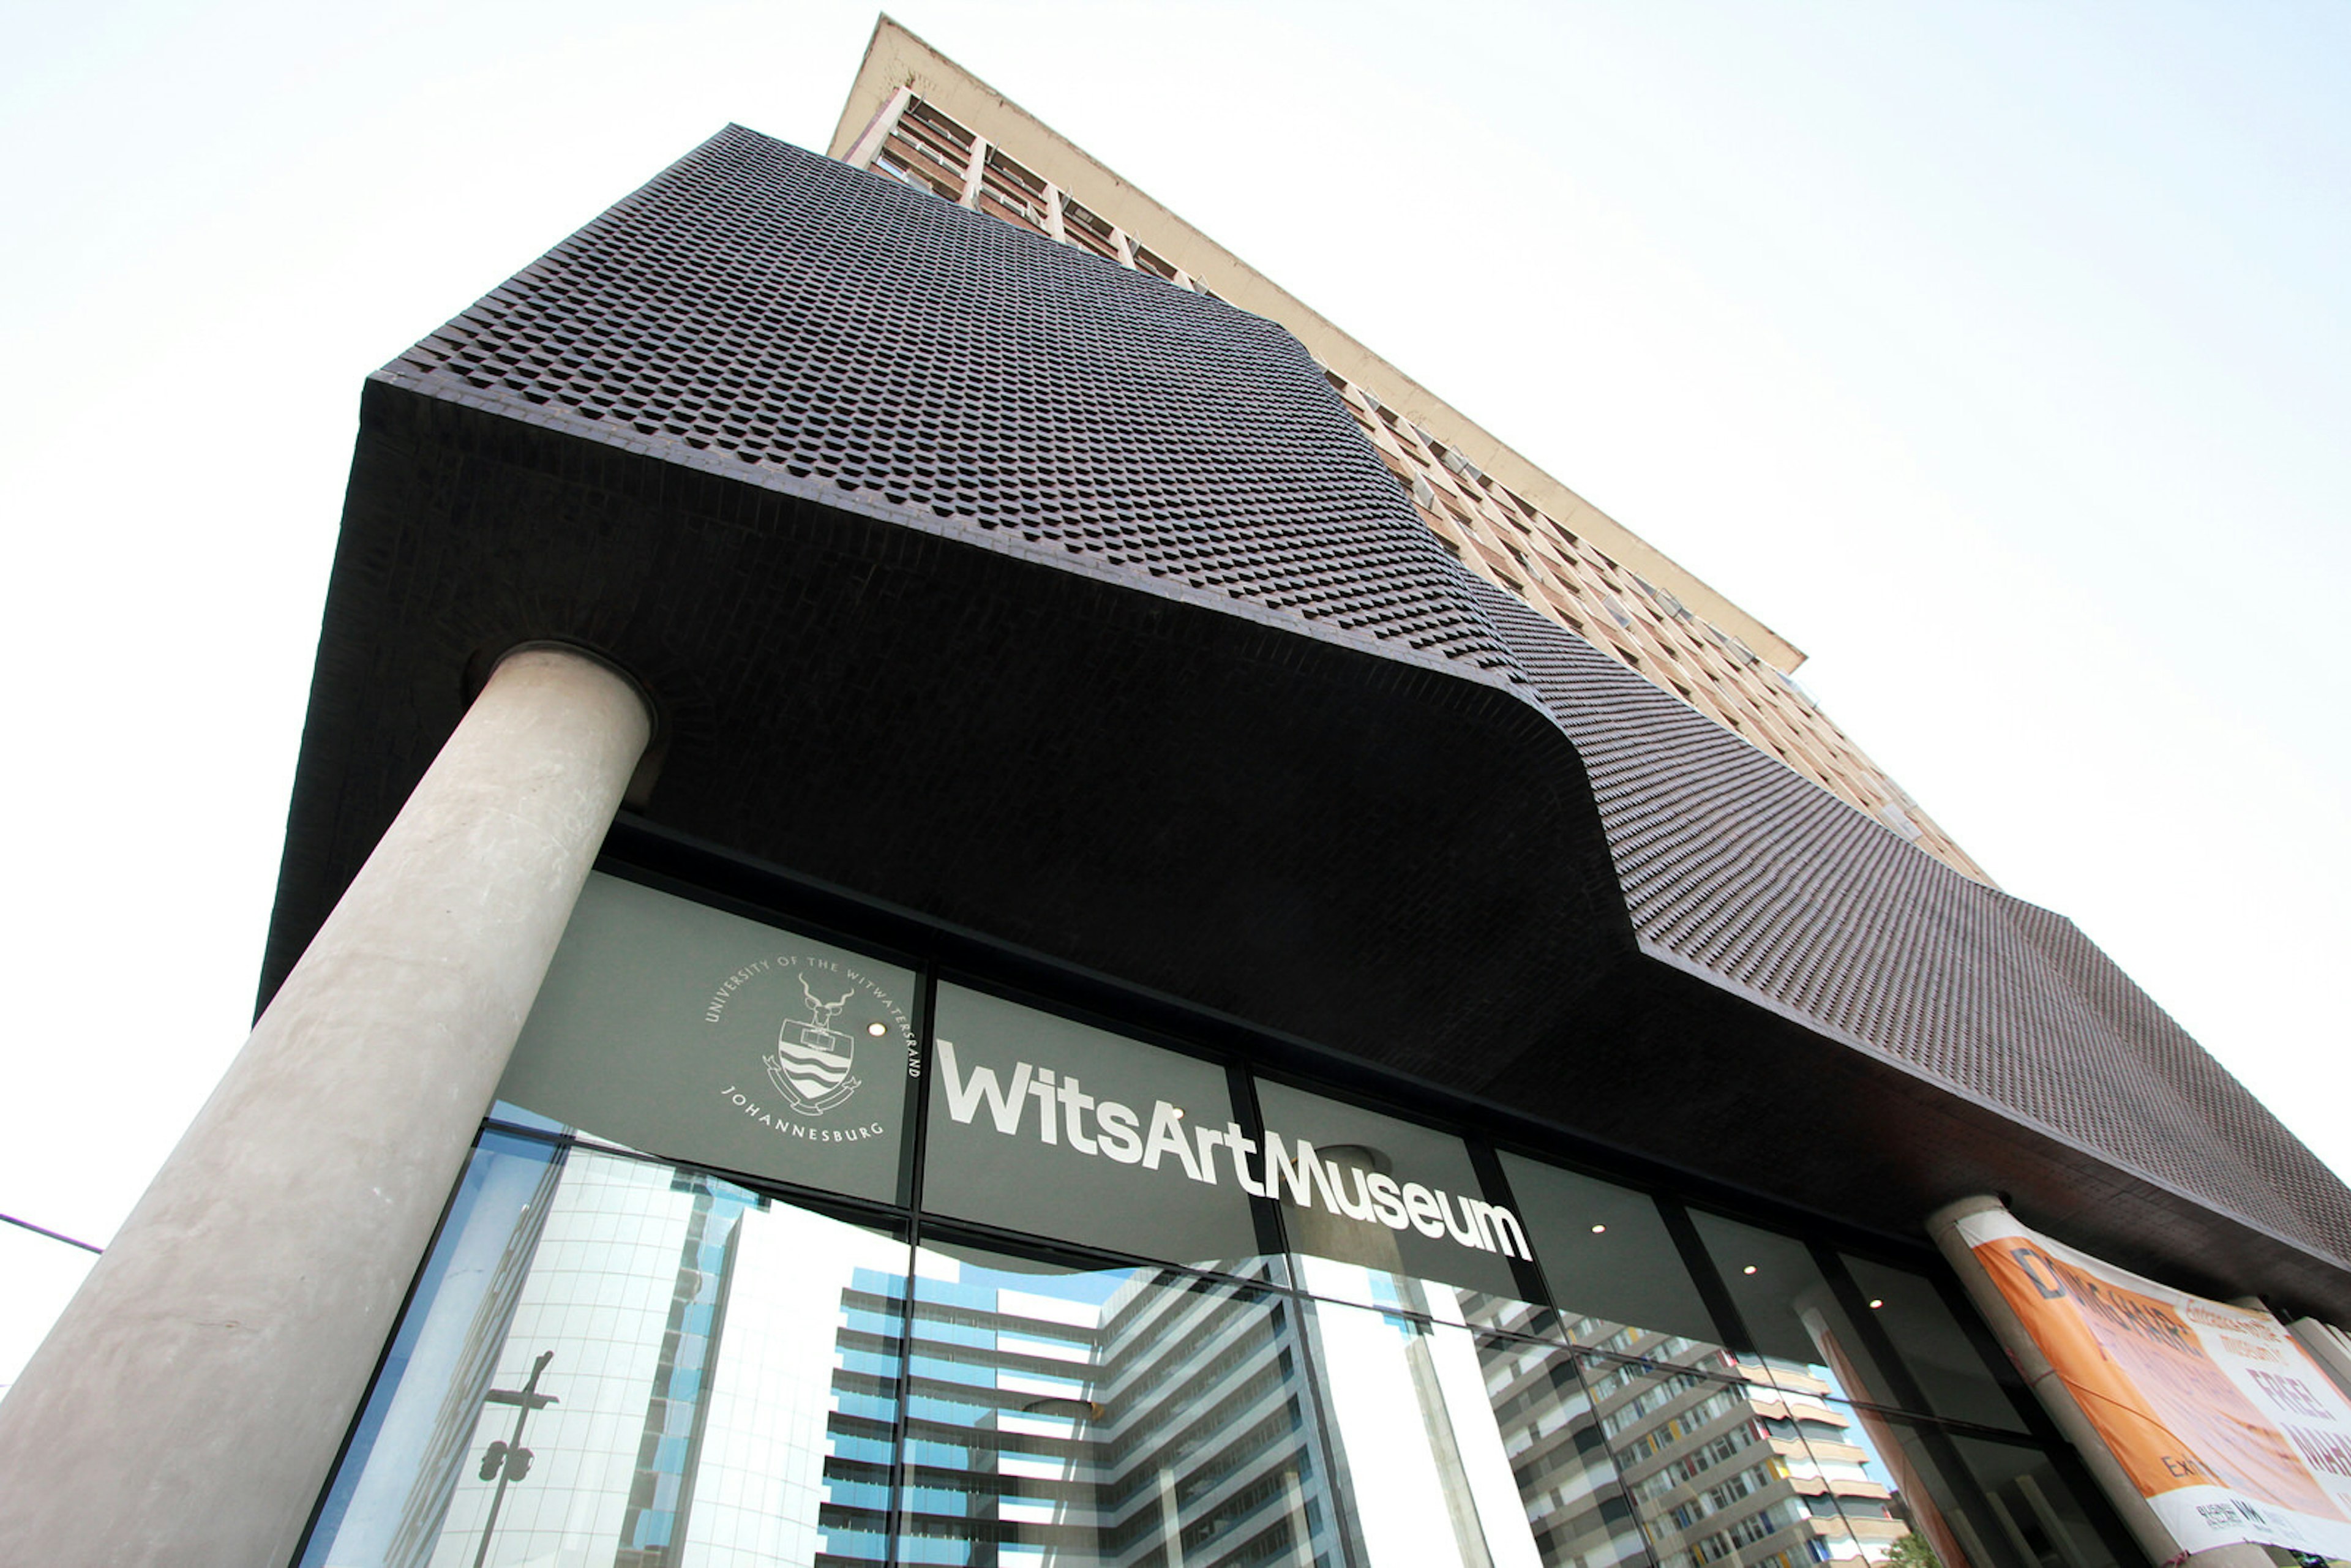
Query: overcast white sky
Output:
[[3, 1, 2347, 1389]]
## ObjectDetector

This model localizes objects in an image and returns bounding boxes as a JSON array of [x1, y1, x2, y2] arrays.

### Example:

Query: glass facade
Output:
[[301, 871, 2137, 1568]]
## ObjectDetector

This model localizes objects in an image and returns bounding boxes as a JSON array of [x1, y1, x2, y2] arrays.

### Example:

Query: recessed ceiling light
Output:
[[1591, 1224, 1607, 1234], [1742, 1265, 1758, 1275], [1869, 1299, 1885, 1310], [866, 1022, 888, 1037]]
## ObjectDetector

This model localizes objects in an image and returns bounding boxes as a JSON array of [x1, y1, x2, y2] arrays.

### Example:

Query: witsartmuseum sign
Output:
[[500, 874, 1535, 1289], [935, 1038, 1530, 1259]]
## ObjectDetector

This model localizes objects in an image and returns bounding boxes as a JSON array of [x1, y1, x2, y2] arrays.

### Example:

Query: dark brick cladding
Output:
[[1483, 588, 2351, 1264], [383, 126, 1519, 679], [304, 124, 2349, 1281]]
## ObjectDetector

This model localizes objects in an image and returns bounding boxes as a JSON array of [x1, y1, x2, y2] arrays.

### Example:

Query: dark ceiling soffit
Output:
[[361, 368, 1540, 716], [261, 379, 1634, 1067], [1621, 942, 2351, 1320], [261, 378, 2351, 1318]]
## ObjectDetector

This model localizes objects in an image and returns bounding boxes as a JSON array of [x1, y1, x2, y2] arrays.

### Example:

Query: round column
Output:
[[0, 645, 653, 1567], [2285, 1315, 2351, 1402]]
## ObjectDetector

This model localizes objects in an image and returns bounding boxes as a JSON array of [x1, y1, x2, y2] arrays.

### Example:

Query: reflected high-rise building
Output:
[[318, 1149, 904, 1568], [898, 1258, 1346, 1567], [362, 1144, 1938, 1568], [355, 1146, 1938, 1568], [1464, 1297, 1916, 1568]]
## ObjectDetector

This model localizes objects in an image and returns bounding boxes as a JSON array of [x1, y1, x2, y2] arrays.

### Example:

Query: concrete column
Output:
[[1928, 1195, 2267, 1568], [0, 645, 652, 1568], [2285, 1315, 2351, 1403]]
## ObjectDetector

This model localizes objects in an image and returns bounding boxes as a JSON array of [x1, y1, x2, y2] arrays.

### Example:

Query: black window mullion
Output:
[[883, 964, 938, 1568], [1659, 1198, 1757, 1354], [1466, 1136, 1554, 1311], [1228, 1067, 1371, 1568], [1812, 1242, 1938, 1416], [1922, 1253, 2064, 1442], [1813, 1244, 2026, 1568], [1225, 1061, 1291, 1264]]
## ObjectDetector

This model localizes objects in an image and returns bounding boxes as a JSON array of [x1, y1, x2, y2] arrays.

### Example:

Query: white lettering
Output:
[[1194, 1124, 1227, 1183], [1059, 1077, 1098, 1154], [1143, 1102, 1205, 1180], [1224, 1123, 1267, 1196], [1468, 1199, 1528, 1259], [938, 1039, 1033, 1134], [929, 1049, 1523, 1258], [1096, 1101, 1143, 1163], [1029, 1067, 1059, 1146], [1326, 1163, 1378, 1223], [1401, 1182, 1446, 1238], [1442, 1189, 1486, 1249], [1262, 1131, 1316, 1208]]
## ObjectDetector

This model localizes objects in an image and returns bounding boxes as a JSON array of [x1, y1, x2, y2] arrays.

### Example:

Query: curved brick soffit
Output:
[[380, 125, 1523, 683], [380, 124, 2350, 1270], [1483, 589, 2351, 1264]]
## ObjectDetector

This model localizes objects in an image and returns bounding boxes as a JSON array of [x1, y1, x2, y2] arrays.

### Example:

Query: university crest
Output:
[[764, 975, 864, 1116]]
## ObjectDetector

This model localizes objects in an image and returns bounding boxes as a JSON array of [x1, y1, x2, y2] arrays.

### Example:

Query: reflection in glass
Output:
[[1253, 1081, 1524, 1310], [303, 1128, 567, 1566], [1567, 1321, 1935, 1568], [1799, 1414, 2130, 1568], [1589, 1348, 1815, 1568], [312, 965, 2132, 1568], [302, 1143, 908, 1567], [1745, 1384, 1913, 1565], [1839, 1258, 2027, 1433], [1948, 1436, 2123, 1568], [1458, 1299, 1654, 1568], [904, 1240, 1338, 1566], [1689, 1212, 1910, 1422], [1297, 1291, 1549, 1566]]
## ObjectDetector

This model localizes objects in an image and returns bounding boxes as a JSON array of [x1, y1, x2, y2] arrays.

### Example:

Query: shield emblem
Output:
[[771, 1019, 853, 1102], [765, 977, 863, 1115]]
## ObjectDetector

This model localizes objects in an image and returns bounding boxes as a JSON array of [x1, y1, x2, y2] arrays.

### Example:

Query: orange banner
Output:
[[1959, 1211, 2351, 1558]]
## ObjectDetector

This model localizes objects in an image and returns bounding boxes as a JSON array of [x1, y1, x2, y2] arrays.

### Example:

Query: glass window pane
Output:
[[1766, 1389, 1917, 1566], [304, 1141, 909, 1568], [1950, 1435, 2126, 1568], [1501, 1153, 1722, 1352], [1300, 1292, 1553, 1566], [501, 872, 920, 1202], [1602, 1354, 1969, 1568], [1842, 1256, 2029, 1433], [1817, 1409, 2129, 1568], [925, 983, 1263, 1269], [1253, 1079, 1524, 1305], [1470, 1331, 1655, 1568], [301, 1126, 565, 1566], [1690, 1211, 1908, 1413], [903, 1238, 1341, 1567], [1589, 1351, 1774, 1561]]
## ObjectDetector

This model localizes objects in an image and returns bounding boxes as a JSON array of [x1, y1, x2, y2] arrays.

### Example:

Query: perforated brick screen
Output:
[[378, 123, 2351, 1269], [1484, 587, 2351, 1261], [384, 126, 1517, 678]]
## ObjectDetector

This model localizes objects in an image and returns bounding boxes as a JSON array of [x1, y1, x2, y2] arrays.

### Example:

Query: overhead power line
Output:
[[1, 1212, 103, 1255]]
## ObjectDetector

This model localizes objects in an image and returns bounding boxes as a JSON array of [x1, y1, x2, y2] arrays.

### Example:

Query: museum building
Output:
[[6, 20, 2351, 1568]]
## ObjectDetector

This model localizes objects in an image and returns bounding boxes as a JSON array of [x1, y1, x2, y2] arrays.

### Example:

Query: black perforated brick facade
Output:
[[270, 123, 2351, 1316]]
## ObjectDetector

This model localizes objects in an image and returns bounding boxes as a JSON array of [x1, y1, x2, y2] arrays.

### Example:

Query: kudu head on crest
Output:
[[800, 973, 857, 1026]]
